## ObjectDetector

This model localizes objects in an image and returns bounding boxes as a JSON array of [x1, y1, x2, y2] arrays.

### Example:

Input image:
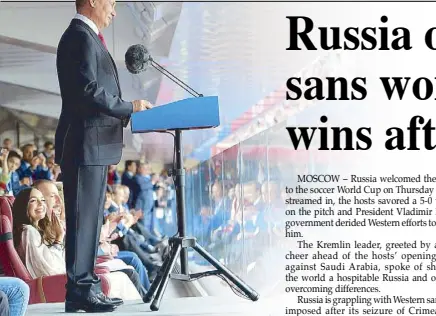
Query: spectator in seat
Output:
[[34, 179, 150, 292], [34, 180, 152, 295], [119, 185, 164, 250], [2, 138, 13, 151], [32, 180, 66, 230], [121, 185, 131, 210], [0, 149, 11, 195], [112, 184, 162, 248], [202, 181, 230, 235], [11, 188, 143, 301], [134, 163, 156, 232], [46, 156, 61, 182], [113, 185, 129, 214], [0, 277, 30, 316], [99, 219, 151, 292], [12, 188, 72, 277], [121, 160, 137, 208], [104, 187, 164, 281], [260, 181, 283, 237], [42, 141, 54, 160], [0, 150, 27, 196], [107, 165, 121, 186], [16, 144, 51, 184]]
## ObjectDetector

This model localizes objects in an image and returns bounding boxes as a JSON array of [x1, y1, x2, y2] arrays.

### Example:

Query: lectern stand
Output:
[[131, 90, 259, 313]]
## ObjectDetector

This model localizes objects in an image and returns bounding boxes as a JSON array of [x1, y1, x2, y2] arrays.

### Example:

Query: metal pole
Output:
[[15, 121, 20, 148], [175, 129, 188, 274]]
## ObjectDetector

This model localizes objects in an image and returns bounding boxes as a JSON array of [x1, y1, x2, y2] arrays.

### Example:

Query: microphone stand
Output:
[[142, 57, 259, 311]]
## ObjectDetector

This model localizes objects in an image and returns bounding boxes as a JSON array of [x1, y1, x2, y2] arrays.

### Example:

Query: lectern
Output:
[[131, 96, 220, 132], [130, 96, 259, 311]]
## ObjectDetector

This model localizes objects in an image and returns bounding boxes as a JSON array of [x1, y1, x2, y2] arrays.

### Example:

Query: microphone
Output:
[[124, 44, 202, 97], [125, 44, 152, 74]]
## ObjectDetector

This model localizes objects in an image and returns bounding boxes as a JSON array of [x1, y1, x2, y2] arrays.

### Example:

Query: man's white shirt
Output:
[[74, 13, 99, 35]]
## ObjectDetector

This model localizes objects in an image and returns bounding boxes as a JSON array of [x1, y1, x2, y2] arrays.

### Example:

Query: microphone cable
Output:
[[150, 60, 202, 98]]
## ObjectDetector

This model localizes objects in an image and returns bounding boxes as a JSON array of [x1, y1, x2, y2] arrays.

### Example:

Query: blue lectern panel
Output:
[[131, 96, 220, 133]]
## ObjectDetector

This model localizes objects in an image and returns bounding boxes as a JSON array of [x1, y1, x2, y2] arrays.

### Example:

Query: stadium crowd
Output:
[[0, 138, 175, 314], [0, 136, 287, 314]]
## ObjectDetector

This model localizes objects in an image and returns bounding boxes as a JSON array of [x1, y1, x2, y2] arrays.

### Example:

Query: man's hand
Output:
[[31, 155, 41, 168], [38, 153, 47, 168], [52, 215, 65, 243], [107, 233, 120, 242], [132, 209, 143, 220], [21, 177, 31, 186], [0, 148, 7, 161], [132, 100, 153, 112], [106, 213, 123, 223], [110, 244, 120, 256], [53, 165, 61, 179], [0, 149, 8, 168]]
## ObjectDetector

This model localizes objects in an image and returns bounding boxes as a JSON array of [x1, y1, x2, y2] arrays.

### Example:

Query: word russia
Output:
[[286, 16, 411, 51]]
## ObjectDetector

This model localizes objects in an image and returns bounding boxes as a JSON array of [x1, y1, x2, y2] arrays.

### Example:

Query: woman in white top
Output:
[[11, 187, 141, 300], [13, 187, 65, 277]]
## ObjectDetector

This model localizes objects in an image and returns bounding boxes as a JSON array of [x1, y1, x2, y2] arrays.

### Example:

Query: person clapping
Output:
[[0, 149, 27, 196], [16, 144, 51, 185]]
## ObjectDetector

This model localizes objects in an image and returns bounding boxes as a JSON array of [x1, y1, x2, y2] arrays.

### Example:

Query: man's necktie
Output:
[[98, 32, 107, 49]]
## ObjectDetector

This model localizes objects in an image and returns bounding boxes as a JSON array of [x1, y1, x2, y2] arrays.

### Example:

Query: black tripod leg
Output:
[[143, 242, 180, 303], [193, 243, 259, 301], [150, 243, 182, 311]]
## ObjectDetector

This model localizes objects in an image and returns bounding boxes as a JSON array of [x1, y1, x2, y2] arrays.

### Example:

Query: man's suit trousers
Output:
[[62, 164, 108, 293]]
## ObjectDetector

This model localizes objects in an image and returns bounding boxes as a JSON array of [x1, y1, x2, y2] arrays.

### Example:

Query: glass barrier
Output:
[[157, 120, 324, 295]]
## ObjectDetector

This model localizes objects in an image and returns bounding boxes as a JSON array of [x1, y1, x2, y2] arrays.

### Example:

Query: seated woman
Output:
[[11, 187, 141, 301], [33, 179, 149, 298]]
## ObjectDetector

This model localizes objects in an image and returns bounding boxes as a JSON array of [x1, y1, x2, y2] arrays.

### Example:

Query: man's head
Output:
[[46, 156, 55, 169], [121, 185, 130, 203], [76, 0, 117, 31], [44, 141, 54, 155], [113, 185, 125, 205], [33, 180, 64, 221], [21, 144, 34, 163], [7, 151, 21, 173], [138, 163, 151, 176], [2, 138, 12, 150], [125, 160, 137, 173]]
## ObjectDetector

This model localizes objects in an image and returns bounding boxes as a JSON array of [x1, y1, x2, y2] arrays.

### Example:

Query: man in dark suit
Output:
[[121, 160, 138, 208], [55, 0, 152, 312]]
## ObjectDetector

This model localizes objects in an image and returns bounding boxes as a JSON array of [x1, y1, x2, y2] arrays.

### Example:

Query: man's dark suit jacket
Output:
[[121, 171, 138, 208], [55, 19, 133, 166]]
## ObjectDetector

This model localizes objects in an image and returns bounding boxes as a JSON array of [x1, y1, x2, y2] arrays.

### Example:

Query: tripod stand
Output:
[[143, 59, 259, 311]]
